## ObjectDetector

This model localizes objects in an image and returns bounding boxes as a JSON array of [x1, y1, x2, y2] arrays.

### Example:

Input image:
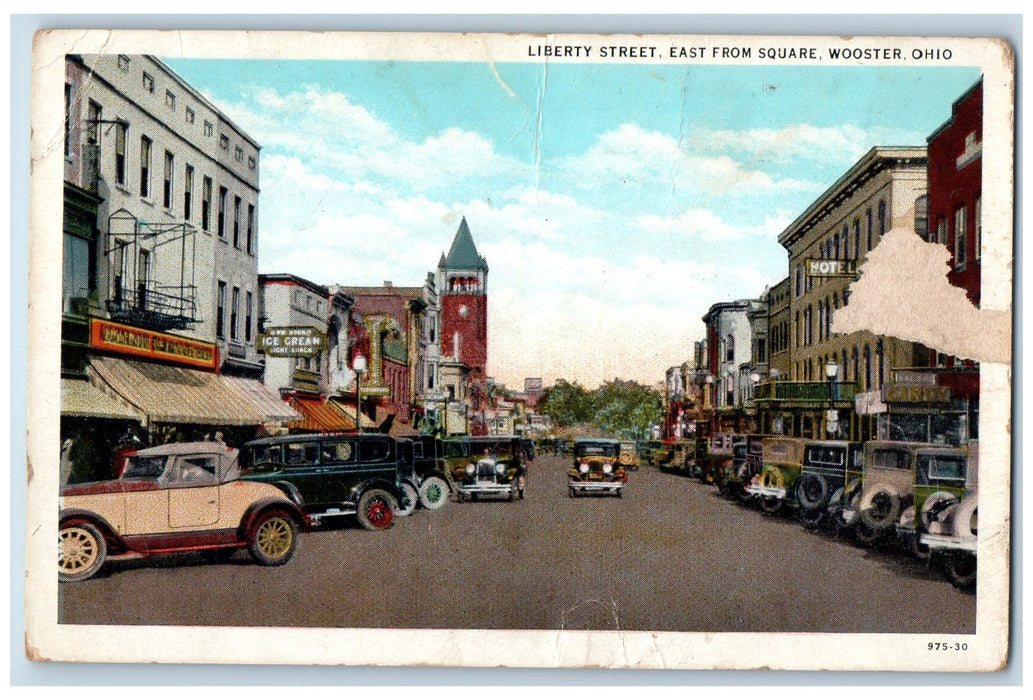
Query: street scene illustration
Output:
[[49, 39, 1008, 651]]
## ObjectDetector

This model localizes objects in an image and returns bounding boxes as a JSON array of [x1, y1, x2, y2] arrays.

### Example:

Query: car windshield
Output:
[[921, 454, 966, 481], [870, 448, 910, 470], [577, 444, 617, 457], [122, 455, 168, 480]]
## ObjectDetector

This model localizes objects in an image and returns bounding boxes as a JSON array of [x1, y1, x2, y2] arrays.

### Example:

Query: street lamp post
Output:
[[825, 359, 839, 437], [353, 355, 367, 434]]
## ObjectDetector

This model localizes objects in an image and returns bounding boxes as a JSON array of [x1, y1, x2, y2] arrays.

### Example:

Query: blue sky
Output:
[[163, 57, 981, 388]]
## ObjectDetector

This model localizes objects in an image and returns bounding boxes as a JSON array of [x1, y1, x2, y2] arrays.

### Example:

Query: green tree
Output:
[[591, 380, 663, 439], [539, 379, 595, 426]]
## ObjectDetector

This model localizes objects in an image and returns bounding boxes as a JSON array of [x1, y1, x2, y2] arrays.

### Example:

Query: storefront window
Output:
[[63, 233, 91, 314]]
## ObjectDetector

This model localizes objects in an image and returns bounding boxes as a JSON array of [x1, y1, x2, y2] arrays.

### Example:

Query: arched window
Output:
[[878, 199, 887, 236], [866, 208, 874, 251], [851, 347, 859, 383], [853, 219, 861, 259], [726, 334, 735, 362]]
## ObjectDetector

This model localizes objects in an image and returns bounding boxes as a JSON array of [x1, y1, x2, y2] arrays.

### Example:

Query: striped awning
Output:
[[89, 356, 300, 426], [286, 395, 356, 432], [221, 375, 301, 423], [328, 398, 378, 429], [61, 378, 143, 421]]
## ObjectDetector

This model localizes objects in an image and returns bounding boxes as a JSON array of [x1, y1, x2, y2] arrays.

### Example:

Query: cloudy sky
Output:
[[163, 56, 980, 389]]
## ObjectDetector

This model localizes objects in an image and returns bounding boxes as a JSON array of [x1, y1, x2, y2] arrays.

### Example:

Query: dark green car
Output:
[[443, 436, 526, 502], [241, 433, 404, 531]]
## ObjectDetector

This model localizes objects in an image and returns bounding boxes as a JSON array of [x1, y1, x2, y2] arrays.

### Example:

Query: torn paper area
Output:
[[832, 228, 1010, 365]]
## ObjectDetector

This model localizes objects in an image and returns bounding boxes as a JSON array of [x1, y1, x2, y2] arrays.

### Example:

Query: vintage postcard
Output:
[[25, 29, 1013, 672]]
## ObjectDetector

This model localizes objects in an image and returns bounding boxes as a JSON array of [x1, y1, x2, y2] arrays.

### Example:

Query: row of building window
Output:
[[932, 198, 982, 270], [106, 119, 256, 252], [215, 282, 253, 344], [797, 343, 884, 391], [118, 56, 256, 170], [794, 200, 887, 298], [794, 290, 850, 349]]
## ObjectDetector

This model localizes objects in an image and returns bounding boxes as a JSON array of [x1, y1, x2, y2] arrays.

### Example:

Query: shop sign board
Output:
[[805, 258, 857, 277], [257, 326, 326, 358], [90, 319, 218, 370], [883, 383, 952, 403]]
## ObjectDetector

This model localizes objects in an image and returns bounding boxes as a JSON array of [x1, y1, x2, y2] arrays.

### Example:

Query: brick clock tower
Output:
[[438, 217, 488, 382]]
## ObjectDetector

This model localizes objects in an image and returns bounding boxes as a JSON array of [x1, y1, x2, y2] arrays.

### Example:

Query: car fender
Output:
[[59, 508, 128, 555], [272, 480, 304, 507], [350, 478, 403, 506], [240, 497, 307, 536]]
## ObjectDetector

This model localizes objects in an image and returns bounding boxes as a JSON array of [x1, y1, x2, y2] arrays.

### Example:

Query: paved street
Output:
[[59, 455, 975, 633]]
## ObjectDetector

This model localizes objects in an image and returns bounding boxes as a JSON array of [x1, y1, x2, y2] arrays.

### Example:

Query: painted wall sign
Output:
[[90, 319, 218, 370], [806, 258, 858, 277], [257, 326, 326, 358]]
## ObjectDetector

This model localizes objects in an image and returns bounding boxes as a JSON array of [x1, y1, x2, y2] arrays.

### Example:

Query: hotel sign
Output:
[[257, 326, 326, 358], [90, 319, 218, 370], [806, 258, 857, 277]]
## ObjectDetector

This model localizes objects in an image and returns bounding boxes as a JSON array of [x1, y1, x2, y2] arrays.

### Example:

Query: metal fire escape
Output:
[[105, 209, 198, 331]]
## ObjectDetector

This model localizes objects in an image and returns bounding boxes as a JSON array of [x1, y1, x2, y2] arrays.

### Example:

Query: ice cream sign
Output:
[[257, 326, 326, 358]]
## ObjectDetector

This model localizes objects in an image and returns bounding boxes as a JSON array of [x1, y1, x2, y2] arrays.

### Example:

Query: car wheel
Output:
[[356, 489, 397, 531], [247, 511, 297, 566], [853, 521, 885, 548], [760, 497, 781, 516], [59, 522, 107, 583], [944, 552, 977, 589], [396, 482, 419, 517], [860, 489, 902, 530], [921, 491, 959, 530], [796, 474, 829, 511], [798, 506, 824, 530], [418, 476, 450, 510]]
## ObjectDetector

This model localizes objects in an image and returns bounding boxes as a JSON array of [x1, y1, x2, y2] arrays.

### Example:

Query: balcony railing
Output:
[[754, 380, 858, 403], [106, 284, 198, 331]]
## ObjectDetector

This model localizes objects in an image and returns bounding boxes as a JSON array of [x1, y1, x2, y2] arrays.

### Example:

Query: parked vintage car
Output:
[[59, 441, 306, 582], [698, 433, 735, 485], [843, 441, 964, 548], [899, 441, 978, 588], [444, 435, 526, 502], [922, 490, 978, 589], [793, 440, 864, 531], [637, 440, 662, 467], [568, 438, 626, 497], [241, 433, 404, 531], [719, 434, 762, 501], [410, 434, 452, 510], [745, 436, 807, 515], [654, 439, 693, 475], [617, 441, 640, 471]]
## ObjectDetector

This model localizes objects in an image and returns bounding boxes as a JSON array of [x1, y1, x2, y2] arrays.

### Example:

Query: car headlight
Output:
[[579, 463, 589, 474], [970, 508, 978, 536], [602, 464, 613, 474], [465, 464, 475, 476], [495, 463, 505, 475]]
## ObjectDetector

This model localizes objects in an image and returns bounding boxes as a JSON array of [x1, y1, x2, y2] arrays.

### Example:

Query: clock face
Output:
[[458, 304, 469, 318]]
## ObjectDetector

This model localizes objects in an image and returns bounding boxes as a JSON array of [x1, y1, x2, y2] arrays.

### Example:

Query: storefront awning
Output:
[[61, 378, 143, 421], [287, 395, 356, 432], [89, 356, 300, 426], [328, 398, 378, 429], [221, 375, 301, 423]]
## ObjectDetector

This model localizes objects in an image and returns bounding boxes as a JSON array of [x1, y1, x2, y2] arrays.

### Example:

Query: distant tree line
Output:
[[538, 378, 663, 439]]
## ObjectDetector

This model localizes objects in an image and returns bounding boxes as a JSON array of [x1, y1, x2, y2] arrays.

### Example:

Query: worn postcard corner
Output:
[[26, 28, 1013, 673]]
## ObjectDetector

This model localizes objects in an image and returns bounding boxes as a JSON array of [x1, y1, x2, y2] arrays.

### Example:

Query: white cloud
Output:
[[687, 123, 928, 166]]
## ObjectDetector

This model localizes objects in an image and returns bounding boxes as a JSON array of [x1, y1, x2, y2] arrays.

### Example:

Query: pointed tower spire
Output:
[[443, 217, 489, 272]]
